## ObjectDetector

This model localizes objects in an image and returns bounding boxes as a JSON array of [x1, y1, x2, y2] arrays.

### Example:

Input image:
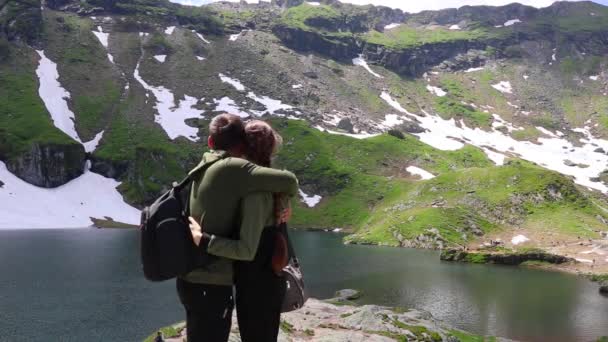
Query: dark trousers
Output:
[[176, 278, 234, 342], [235, 267, 286, 342]]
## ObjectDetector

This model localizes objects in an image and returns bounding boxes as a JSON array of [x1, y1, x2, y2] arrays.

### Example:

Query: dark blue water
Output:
[[0, 229, 606, 342]]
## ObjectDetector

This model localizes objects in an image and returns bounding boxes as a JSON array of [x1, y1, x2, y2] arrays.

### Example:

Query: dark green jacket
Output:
[[206, 192, 284, 261], [183, 150, 298, 285]]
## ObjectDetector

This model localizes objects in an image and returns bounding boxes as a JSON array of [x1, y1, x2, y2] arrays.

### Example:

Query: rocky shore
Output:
[[145, 290, 508, 342]]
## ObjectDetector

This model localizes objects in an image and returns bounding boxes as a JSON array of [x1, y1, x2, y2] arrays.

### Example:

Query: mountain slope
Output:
[[0, 0, 607, 265]]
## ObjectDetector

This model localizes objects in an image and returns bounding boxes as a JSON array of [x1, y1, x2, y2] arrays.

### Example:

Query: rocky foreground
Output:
[[146, 290, 509, 342]]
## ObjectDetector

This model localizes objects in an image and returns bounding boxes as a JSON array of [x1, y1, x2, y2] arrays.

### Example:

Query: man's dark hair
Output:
[[209, 114, 246, 150]]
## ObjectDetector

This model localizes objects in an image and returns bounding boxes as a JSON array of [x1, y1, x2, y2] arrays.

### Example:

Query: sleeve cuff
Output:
[[199, 232, 213, 252]]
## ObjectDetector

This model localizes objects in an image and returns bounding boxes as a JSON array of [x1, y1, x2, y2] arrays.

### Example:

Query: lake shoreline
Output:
[[98, 224, 608, 284], [144, 290, 510, 342]]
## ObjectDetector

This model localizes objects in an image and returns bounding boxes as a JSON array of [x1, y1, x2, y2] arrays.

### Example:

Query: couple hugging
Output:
[[178, 113, 299, 342]]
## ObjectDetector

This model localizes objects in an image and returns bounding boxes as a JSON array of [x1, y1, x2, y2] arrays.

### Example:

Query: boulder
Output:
[[333, 289, 362, 301], [337, 118, 354, 133]]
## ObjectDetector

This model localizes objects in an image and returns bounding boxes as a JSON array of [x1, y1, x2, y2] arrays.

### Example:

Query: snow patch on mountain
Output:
[[83, 131, 104, 153], [406, 166, 435, 180], [352, 55, 383, 78], [380, 92, 608, 193], [382, 114, 407, 128], [384, 23, 401, 30], [504, 19, 521, 26], [299, 189, 322, 208], [426, 85, 447, 97], [247, 93, 292, 115], [196, 56, 206, 61], [492, 81, 513, 94], [213, 97, 250, 118], [315, 126, 380, 139], [154, 55, 167, 63], [218, 74, 294, 115], [219, 73, 246, 91], [0, 161, 139, 229], [133, 62, 203, 141], [91, 27, 116, 64], [465, 67, 484, 73], [165, 26, 176, 35], [193, 31, 211, 44], [229, 30, 250, 41], [511, 235, 530, 245], [449, 25, 461, 30], [35, 50, 81, 143], [92, 26, 109, 48]]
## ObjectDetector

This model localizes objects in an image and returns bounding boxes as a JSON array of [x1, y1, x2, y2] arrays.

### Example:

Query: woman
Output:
[[189, 120, 290, 342]]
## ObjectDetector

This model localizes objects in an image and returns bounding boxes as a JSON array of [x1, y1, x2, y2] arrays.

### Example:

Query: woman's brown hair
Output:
[[244, 120, 283, 167]]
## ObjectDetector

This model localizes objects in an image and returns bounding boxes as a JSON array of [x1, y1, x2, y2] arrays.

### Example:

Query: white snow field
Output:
[[0, 161, 140, 229], [298, 189, 322, 208], [406, 166, 435, 180], [384, 23, 401, 30], [504, 19, 522, 26], [134, 62, 204, 141], [465, 67, 485, 73], [165, 26, 176, 35], [379, 91, 608, 193], [92, 26, 109, 47], [381, 114, 405, 128], [353, 54, 383, 78], [91, 26, 115, 63], [35, 50, 81, 142], [213, 97, 250, 118], [36, 51, 111, 152], [426, 85, 447, 97], [218, 73, 293, 115], [153, 55, 167, 63], [229, 30, 250, 41], [511, 235, 530, 245], [193, 31, 211, 44], [492, 81, 513, 94], [247, 92, 293, 115], [83, 131, 104, 153], [314, 126, 381, 139], [449, 25, 461, 30], [219, 73, 246, 91]]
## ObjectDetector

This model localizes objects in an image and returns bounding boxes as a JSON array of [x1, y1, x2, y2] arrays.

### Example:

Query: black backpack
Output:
[[140, 160, 219, 282]]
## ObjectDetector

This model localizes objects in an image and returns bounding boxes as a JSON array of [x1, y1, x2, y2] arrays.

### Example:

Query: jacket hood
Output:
[[188, 150, 228, 177]]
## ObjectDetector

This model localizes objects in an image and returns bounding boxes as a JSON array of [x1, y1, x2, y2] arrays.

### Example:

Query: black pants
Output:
[[235, 270, 286, 342], [176, 278, 234, 342], [234, 226, 287, 342]]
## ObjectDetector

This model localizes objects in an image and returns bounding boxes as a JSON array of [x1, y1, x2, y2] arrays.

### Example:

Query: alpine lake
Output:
[[0, 228, 606, 342]]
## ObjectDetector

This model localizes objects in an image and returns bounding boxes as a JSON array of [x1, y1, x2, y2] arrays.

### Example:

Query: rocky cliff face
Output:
[[5, 143, 85, 188], [272, 25, 359, 62]]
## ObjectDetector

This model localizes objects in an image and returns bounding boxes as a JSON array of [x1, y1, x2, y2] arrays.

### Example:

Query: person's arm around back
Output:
[[228, 158, 299, 197], [193, 193, 270, 261]]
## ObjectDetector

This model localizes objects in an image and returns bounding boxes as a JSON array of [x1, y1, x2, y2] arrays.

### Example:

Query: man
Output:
[[176, 114, 298, 342]]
